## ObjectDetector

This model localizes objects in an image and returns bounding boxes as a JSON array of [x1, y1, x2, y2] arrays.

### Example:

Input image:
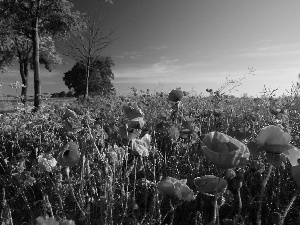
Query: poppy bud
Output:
[[271, 212, 281, 225], [225, 169, 236, 179], [61, 167, 70, 179], [233, 177, 243, 189]]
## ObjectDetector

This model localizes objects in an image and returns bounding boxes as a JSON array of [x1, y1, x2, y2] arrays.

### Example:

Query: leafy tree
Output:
[[62, 14, 115, 100], [0, 0, 84, 110], [63, 57, 115, 97], [58, 91, 66, 98], [0, 34, 62, 103], [66, 90, 74, 97]]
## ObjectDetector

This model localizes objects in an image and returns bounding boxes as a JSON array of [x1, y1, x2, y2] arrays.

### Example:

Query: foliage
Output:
[[0, 0, 85, 109], [1, 89, 300, 224], [63, 57, 115, 97]]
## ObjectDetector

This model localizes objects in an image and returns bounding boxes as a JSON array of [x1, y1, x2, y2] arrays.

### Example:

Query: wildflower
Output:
[[194, 175, 227, 196], [37, 154, 57, 172], [201, 132, 250, 169], [36, 216, 59, 225], [168, 88, 183, 102], [131, 134, 151, 157], [123, 102, 144, 120], [247, 125, 294, 156], [157, 177, 194, 201], [57, 142, 80, 168], [60, 220, 75, 225]]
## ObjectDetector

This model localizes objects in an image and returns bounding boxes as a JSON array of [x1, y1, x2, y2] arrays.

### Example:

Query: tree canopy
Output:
[[63, 57, 115, 97], [0, 0, 85, 109]]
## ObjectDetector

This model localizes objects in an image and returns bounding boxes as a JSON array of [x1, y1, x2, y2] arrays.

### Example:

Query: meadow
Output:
[[1, 87, 300, 225]]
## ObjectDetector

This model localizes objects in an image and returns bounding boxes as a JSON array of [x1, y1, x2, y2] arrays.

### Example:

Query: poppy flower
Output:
[[157, 177, 194, 201], [37, 154, 57, 172], [194, 175, 227, 196], [123, 102, 144, 120], [57, 142, 80, 168], [283, 146, 300, 167], [131, 134, 151, 157], [247, 125, 294, 156], [168, 88, 183, 102], [60, 220, 75, 225], [201, 132, 250, 169], [36, 216, 59, 225]]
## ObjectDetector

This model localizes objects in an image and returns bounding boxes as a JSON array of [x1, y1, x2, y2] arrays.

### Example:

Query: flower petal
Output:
[[283, 146, 300, 166], [255, 125, 291, 146]]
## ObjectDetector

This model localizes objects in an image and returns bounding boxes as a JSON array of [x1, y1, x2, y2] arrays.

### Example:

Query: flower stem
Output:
[[280, 188, 300, 225], [257, 164, 273, 225]]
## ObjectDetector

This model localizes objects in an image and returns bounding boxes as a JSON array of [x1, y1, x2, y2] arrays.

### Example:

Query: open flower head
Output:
[[37, 154, 57, 172], [194, 175, 227, 196], [283, 146, 300, 167], [157, 177, 194, 201], [36, 216, 59, 225], [57, 142, 80, 168], [247, 125, 294, 156], [168, 88, 183, 102], [131, 134, 151, 157], [202, 132, 250, 169]]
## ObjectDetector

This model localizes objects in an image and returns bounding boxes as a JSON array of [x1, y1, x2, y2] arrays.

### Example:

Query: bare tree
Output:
[[63, 14, 116, 100]]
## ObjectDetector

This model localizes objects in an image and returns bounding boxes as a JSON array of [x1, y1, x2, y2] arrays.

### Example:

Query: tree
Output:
[[0, 0, 84, 110], [62, 14, 115, 100], [63, 57, 115, 97], [0, 34, 62, 103]]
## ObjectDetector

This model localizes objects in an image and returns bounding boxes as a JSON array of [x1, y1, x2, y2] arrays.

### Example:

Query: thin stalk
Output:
[[280, 189, 300, 225], [257, 164, 273, 225], [211, 169, 223, 224]]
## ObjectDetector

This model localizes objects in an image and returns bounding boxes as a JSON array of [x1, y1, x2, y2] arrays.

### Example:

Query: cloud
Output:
[[232, 43, 300, 58], [115, 51, 142, 59], [147, 45, 169, 50]]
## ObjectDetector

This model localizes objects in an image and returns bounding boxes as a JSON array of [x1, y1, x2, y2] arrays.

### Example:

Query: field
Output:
[[1, 89, 300, 225]]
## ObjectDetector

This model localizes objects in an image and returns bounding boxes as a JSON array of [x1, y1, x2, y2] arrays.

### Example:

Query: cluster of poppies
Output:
[[156, 89, 300, 202], [122, 102, 153, 157]]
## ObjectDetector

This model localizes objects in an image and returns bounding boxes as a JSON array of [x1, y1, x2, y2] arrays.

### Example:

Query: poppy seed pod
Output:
[[271, 212, 282, 225], [201, 132, 250, 169], [57, 142, 80, 168], [194, 175, 227, 196], [168, 89, 183, 102]]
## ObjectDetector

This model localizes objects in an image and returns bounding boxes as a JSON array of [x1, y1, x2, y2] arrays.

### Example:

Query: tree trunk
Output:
[[32, 1, 41, 111], [19, 61, 29, 104], [84, 58, 91, 100]]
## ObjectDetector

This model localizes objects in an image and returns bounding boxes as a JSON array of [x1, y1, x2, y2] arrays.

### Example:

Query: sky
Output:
[[1, 0, 300, 97]]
